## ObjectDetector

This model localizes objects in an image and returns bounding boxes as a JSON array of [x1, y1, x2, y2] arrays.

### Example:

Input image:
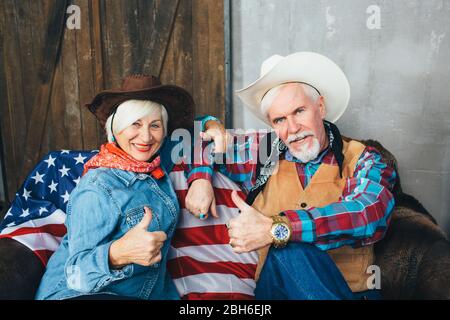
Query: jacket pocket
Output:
[[124, 206, 160, 231]]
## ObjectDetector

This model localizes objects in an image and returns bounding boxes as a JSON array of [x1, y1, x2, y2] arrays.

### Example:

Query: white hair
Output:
[[105, 99, 168, 143], [261, 82, 321, 120]]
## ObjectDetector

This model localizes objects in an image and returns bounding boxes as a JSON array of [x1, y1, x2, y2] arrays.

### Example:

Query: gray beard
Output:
[[288, 137, 321, 163]]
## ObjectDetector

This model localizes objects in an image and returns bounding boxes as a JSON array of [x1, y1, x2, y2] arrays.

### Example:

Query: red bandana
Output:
[[83, 143, 165, 179]]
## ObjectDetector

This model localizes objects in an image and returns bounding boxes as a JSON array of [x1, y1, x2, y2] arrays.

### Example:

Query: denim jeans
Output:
[[255, 242, 381, 300]]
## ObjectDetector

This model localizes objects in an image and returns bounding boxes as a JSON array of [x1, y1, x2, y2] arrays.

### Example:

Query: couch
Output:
[[0, 139, 449, 300]]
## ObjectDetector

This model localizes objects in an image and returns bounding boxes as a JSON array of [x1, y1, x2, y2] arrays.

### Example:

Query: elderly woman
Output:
[[35, 75, 210, 300]]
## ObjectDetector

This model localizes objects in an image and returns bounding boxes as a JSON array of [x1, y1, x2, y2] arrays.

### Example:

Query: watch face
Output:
[[274, 224, 290, 241]]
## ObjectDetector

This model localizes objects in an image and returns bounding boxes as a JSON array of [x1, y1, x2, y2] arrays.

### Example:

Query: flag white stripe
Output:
[[169, 171, 188, 190], [212, 172, 242, 190], [168, 244, 258, 265], [11, 233, 63, 252], [173, 273, 256, 297], [1, 209, 66, 235]]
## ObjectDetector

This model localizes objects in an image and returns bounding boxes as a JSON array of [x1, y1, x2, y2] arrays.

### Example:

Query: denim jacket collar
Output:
[[110, 168, 153, 187]]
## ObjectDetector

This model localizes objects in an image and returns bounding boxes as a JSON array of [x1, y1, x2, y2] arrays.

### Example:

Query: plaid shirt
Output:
[[187, 119, 396, 251]]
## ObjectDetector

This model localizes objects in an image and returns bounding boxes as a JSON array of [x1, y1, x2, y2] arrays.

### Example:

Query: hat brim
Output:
[[236, 52, 350, 125], [86, 85, 194, 134]]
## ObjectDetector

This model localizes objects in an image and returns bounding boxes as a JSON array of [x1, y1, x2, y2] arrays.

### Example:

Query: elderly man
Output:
[[187, 52, 396, 300]]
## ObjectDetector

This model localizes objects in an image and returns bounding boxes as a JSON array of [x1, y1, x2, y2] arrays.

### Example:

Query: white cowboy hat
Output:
[[235, 52, 350, 125]]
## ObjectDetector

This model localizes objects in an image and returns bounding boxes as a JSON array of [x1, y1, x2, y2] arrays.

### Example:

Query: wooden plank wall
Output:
[[0, 0, 226, 202]]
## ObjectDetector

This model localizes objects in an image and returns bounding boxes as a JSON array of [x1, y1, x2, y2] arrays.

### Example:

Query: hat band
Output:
[[261, 81, 321, 103]]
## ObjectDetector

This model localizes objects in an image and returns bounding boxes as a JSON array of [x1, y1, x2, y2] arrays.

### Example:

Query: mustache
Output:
[[286, 131, 314, 144]]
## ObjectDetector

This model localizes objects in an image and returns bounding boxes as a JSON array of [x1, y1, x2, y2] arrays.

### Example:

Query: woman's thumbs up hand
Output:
[[109, 206, 167, 268]]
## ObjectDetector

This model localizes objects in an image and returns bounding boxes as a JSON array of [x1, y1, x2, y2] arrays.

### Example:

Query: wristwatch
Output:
[[270, 215, 292, 248]]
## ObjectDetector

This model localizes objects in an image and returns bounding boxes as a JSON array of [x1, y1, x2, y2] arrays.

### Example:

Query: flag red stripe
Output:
[[171, 164, 188, 172], [168, 256, 256, 279], [33, 249, 55, 266], [171, 225, 230, 248], [182, 292, 254, 300], [175, 189, 188, 208], [0, 224, 67, 238]]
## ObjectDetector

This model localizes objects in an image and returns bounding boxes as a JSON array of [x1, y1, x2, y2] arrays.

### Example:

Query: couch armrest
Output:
[[0, 238, 45, 299], [374, 205, 448, 299]]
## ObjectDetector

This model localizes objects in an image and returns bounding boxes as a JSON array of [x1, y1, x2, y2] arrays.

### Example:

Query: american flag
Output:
[[0, 150, 96, 265], [0, 150, 258, 299], [169, 165, 258, 299]]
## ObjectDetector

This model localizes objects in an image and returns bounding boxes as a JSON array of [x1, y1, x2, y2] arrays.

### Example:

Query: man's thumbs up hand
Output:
[[231, 190, 252, 213], [227, 191, 273, 253]]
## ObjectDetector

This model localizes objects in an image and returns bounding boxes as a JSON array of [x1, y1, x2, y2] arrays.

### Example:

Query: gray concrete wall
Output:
[[231, 0, 450, 235]]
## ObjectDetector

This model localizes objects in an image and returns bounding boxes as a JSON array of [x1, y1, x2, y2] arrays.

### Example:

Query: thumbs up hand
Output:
[[227, 191, 273, 253], [136, 206, 153, 229], [109, 207, 167, 268]]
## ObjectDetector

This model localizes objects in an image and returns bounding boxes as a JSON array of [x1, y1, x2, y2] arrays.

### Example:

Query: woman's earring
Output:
[[111, 136, 116, 143]]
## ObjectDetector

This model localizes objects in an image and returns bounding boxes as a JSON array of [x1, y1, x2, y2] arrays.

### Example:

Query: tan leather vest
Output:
[[253, 140, 374, 293]]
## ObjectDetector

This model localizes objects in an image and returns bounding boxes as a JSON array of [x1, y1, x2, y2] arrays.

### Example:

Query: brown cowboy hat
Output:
[[85, 74, 194, 134]]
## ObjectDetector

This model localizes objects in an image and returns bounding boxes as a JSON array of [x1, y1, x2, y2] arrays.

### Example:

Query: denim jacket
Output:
[[35, 165, 180, 300]]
